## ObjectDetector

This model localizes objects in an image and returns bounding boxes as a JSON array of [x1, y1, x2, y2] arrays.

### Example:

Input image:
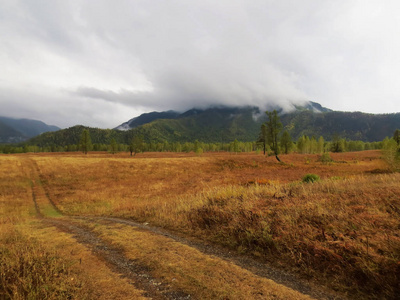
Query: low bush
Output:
[[319, 152, 333, 164], [302, 173, 320, 183]]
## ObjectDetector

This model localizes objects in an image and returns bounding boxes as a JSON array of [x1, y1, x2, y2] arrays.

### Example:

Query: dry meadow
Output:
[[1, 150, 399, 299]]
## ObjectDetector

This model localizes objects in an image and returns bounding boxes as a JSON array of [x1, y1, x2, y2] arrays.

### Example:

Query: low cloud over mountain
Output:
[[1, 1, 400, 128]]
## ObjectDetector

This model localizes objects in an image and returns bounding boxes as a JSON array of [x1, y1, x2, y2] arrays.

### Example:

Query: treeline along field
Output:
[[0, 127, 383, 154], [19, 150, 400, 299]]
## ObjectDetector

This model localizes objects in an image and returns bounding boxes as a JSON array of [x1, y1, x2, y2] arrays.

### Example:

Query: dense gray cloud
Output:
[[1, 0, 400, 128]]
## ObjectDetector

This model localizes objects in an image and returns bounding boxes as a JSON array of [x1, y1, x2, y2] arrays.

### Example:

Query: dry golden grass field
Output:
[[1, 150, 399, 299]]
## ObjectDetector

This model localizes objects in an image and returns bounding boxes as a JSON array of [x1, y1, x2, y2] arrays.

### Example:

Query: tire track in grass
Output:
[[25, 158, 189, 300], [30, 179, 43, 218], [28, 157, 345, 300], [24, 158, 61, 218], [44, 218, 191, 300], [82, 217, 346, 300], [30, 158, 63, 215]]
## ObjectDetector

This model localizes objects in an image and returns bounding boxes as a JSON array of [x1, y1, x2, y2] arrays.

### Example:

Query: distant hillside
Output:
[[115, 102, 399, 142], [115, 110, 180, 130], [280, 110, 400, 141], [27, 125, 127, 147], [0, 117, 60, 143], [131, 106, 263, 142], [24, 102, 400, 147]]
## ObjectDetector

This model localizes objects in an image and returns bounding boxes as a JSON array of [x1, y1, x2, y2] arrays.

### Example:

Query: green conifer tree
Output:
[[265, 110, 282, 161], [110, 138, 118, 154], [280, 130, 293, 154], [79, 129, 92, 154], [129, 136, 143, 156], [393, 129, 400, 145]]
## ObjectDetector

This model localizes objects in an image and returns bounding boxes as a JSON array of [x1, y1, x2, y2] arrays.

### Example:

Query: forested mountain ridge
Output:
[[132, 106, 263, 142], [281, 110, 400, 141], [114, 103, 400, 142], [115, 110, 180, 130], [23, 102, 400, 147], [26, 125, 127, 147], [26, 106, 262, 146]]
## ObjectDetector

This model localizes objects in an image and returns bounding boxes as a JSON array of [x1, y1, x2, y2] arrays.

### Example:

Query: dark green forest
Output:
[[1, 105, 399, 154]]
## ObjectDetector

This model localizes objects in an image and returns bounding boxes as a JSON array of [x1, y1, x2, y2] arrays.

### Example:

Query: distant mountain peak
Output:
[[115, 110, 180, 131], [115, 101, 331, 131], [294, 101, 332, 113]]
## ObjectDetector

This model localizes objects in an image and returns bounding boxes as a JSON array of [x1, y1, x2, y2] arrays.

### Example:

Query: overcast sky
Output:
[[1, 0, 400, 128]]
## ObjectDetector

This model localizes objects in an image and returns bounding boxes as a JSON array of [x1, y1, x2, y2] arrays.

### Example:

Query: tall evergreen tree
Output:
[[231, 139, 240, 153], [110, 138, 118, 154], [280, 130, 293, 154], [317, 136, 325, 153], [129, 135, 143, 156], [258, 123, 268, 155], [310, 136, 318, 153], [79, 129, 92, 154], [265, 110, 283, 161], [331, 134, 345, 153], [393, 129, 400, 145], [297, 136, 306, 154], [382, 137, 400, 170], [304, 136, 311, 153]]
